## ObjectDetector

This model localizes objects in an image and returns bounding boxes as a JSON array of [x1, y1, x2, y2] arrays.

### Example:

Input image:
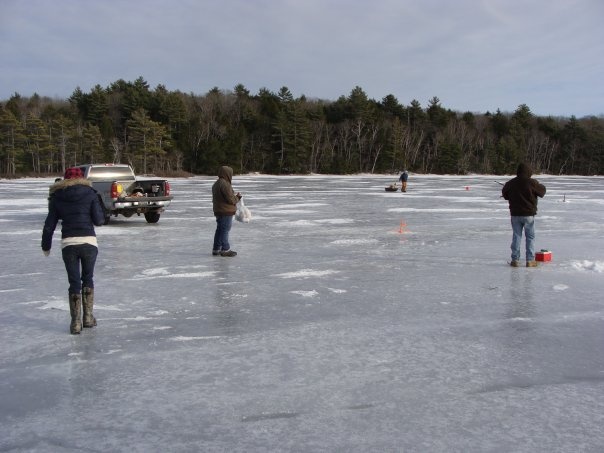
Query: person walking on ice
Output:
[[399, 169, 409, 192], [502, 163, 546, 267], [42, 167, 105, 334]]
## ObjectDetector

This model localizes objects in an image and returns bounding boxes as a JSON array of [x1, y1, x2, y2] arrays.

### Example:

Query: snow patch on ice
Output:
[[570, 260, 604, 272], [150, 310, 169, 315], [269, 209, 318, 214], [131, 271, 217, 280], [327, 287, 347, 294], [96, 228, 144, 236], [454, 216, 508, 221], [163, 272, 217, 279], [280, 218, 354, 226], [154, 326, 173, 330], [0, 272, 44, 278], [0, 229, 41, 235], [95, 305, 126, 312], [388, 207, 494, 213], [141, 268, 170, 276], [291, 290, 319, 297], [168, 335, 221, 341], [273, 269, 340, 279], [29, 298, 66, 311], [282, 220, 316, 226], [558, 312, 604, 322], [174, 264, 208, 269], [553, 284, 569, 291], [272, 203, 329, 208], [330, 238, 378, 245], [315, 218, 354, 224], [2, 198, 45, 206]]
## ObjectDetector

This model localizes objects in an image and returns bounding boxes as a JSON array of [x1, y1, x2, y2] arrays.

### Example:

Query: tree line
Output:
[[1, 76, 603, 176]]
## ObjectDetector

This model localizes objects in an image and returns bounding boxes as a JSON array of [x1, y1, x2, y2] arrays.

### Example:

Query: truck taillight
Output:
[[110, 182, 123, 198], [165, 181, 171, 196]]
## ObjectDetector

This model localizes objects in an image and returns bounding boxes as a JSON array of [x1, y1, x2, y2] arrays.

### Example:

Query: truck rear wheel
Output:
[[100, 198, 111, 225], [144, 212, 161, 223]]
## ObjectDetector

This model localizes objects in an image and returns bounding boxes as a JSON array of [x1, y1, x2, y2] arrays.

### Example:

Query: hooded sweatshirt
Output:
[[42, 178, 105, 251], [502, 163, 546, 216], [212, 166, 239, 216]]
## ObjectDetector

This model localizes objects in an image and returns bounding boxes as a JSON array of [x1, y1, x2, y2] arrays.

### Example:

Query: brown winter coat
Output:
[[212, 166, 239, 216], [502, 163, 546, 216]]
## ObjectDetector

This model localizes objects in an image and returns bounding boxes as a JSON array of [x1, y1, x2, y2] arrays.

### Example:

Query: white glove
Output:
[[43, 250, 50, 257]]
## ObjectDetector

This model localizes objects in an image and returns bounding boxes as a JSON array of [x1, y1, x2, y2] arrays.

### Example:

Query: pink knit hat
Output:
[[64, 167, 83, 179]]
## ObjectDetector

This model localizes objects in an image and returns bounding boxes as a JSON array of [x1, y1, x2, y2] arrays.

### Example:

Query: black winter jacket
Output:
[[42, 178, 105, 251], [502, 163, 546, 216]]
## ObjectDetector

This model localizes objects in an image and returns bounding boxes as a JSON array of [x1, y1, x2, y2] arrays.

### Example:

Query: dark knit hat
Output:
[[64, 167, 83, 179], [516, 163, 532, 178]]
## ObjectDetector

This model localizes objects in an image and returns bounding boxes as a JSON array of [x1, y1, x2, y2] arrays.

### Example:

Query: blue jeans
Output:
[[62, 244, 98, 294], [510, 216, 535, 262], [213, 215, 233, 252]]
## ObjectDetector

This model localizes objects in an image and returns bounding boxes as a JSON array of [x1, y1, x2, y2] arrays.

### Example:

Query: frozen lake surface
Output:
[[1, 173, 604, 452]]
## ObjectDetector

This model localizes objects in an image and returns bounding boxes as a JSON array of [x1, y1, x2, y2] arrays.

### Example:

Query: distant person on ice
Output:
[[502, 163, 546, 268], [42, 167, 105, 334], [399, 169, 409, 192], [212, 166, 242, 257]]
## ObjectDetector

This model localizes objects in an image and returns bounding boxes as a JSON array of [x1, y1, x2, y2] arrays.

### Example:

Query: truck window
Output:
[[87, 166, 135, 181]]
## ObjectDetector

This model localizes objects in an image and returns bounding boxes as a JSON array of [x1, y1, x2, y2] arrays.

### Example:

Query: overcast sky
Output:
[[1, 0, 603, 117]]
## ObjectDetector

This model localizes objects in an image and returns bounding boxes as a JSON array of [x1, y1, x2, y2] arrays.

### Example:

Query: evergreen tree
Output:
[[0, 107, 26, 174]]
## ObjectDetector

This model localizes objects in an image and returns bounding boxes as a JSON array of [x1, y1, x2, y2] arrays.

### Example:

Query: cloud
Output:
[[1, 0, 603, 116]]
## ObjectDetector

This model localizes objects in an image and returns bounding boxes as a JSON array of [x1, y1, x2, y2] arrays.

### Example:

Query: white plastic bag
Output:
[[235, 198, 252, 223]]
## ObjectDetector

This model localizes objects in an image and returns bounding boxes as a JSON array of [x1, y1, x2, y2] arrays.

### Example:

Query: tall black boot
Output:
[[69, 293, 82, 334], [82, 287, 97, 328]]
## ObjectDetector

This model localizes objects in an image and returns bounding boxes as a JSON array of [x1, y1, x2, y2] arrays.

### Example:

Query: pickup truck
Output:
[[76, 163, 173, 224]]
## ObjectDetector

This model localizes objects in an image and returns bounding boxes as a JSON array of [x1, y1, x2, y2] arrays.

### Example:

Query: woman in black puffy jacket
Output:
[[42, 167, 105, 334]]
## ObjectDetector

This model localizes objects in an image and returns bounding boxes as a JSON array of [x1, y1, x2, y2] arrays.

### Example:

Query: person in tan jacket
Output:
[[211, 166, 241, 257]]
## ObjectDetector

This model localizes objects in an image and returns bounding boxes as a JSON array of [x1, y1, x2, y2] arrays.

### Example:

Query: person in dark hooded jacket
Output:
[[502, 163, 546, 267], [212, 166, 241, 257], [398, 169, 409, 192], [42, 167, 105, 334]]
